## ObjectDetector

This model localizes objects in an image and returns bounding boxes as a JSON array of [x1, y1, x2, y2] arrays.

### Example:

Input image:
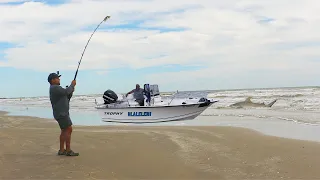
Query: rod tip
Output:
[[104, 16, 111, 21]]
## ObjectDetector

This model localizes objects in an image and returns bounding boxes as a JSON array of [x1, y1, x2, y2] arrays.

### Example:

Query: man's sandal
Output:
[[57, 149, 67, 155], [65, 150, 79, 156]]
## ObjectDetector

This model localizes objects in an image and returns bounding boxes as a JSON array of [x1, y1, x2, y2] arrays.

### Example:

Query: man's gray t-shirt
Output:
[[133, 88, 144, 100], [49, 84, 75, 120]]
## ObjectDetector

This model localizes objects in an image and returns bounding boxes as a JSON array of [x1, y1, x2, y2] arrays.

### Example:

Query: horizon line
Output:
[[1, 85, 319, 99]]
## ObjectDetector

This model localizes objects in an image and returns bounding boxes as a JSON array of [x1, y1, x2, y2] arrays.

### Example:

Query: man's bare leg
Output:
[[65, 126, 72, 152], [64, 125, 79, 156], [59, 130, 65, 152], [57, 129, 67, 155]]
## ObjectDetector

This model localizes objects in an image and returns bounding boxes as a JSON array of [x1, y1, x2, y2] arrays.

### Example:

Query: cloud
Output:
[[96, 70, 108, 75], [0, 0, 320, 89], [0, 0, 26, 3]]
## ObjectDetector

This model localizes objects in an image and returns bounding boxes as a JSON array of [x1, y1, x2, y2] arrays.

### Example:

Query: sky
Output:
[[0, 0, 319, 97]]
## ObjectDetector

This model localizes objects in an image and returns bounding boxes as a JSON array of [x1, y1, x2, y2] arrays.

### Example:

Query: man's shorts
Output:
[[56, 115, 73, 130], [135, 99, 144, 106]]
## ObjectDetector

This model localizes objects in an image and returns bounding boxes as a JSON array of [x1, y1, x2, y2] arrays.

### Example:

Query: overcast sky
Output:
[[0, 0, 319, 97]]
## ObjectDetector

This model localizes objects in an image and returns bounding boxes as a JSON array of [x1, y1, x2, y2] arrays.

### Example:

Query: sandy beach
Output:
[[1, 111, 320, 179]]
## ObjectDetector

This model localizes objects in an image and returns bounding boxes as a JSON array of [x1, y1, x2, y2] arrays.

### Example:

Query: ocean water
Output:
[[1, 86, 320, 141]]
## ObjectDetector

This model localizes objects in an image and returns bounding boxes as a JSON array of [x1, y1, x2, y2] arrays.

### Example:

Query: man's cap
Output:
[[48, 73, 61, 82]]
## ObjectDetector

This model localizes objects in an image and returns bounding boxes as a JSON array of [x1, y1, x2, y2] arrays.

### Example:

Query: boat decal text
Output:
[[128, 112, 152, 116], [104, 112, 123, 115]]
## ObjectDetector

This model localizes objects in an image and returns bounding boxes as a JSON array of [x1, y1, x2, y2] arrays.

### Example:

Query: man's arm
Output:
[[66, 85, 73, 100], [68, 93, 73, 100], [126, 89, 134, 97], [51, 84, 75, 96]]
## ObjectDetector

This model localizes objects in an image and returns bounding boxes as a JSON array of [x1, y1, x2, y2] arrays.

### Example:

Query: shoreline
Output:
[[1, 110, 320, 179], [1, 109, 320, 144], [2, 105, 320, 144]]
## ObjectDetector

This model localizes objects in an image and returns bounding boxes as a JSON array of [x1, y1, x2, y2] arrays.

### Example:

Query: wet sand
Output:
[[1, 111, 320, 179]]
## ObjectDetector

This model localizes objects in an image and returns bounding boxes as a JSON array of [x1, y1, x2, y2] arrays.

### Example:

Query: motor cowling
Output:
[[198, 97, 208, 102], [198, 97, 211, 107], [103, 89, 118, 104]]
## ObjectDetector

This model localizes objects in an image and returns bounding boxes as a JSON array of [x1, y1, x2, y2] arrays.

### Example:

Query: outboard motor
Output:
[[103, 89, 118, 104], [198, 97, 208, 102], [198, 97, 211, 107]]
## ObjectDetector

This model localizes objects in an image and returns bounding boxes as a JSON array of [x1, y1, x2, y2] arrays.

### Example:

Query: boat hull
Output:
[[96, 101, 216, 123]]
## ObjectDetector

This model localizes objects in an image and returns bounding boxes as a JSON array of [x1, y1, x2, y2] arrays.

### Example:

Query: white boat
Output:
[[94, 84, 218, 123]]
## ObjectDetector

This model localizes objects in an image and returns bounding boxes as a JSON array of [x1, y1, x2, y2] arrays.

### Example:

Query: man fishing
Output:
[[48, 72, 79, 156]]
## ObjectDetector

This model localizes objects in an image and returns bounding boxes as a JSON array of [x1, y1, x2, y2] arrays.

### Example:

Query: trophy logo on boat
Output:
[[104, 112, 123, 115]]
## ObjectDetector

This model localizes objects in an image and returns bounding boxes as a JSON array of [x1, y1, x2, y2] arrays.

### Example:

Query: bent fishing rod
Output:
[[64, 15, 111, 93], [73, 15, 111, 81]]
